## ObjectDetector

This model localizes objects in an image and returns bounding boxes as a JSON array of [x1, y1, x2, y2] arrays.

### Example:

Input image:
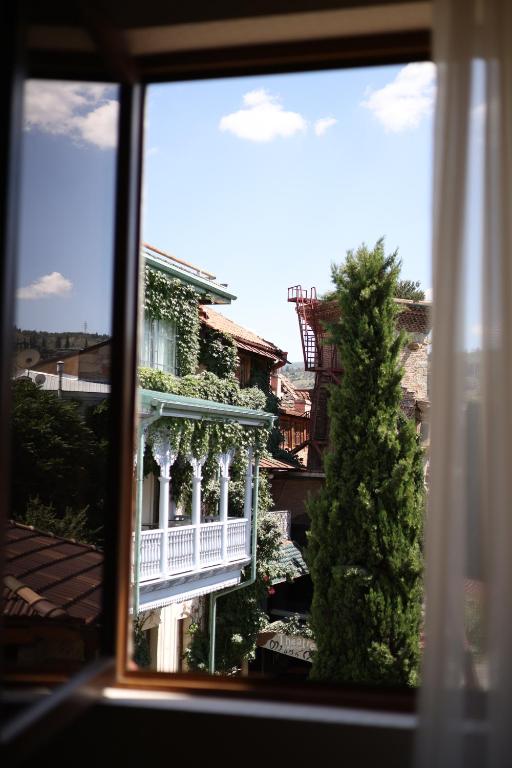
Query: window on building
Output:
[[142, 315, 177, 374]]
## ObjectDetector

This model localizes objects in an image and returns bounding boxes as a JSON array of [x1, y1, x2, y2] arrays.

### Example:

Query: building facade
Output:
[[134, 243, 274, 672]]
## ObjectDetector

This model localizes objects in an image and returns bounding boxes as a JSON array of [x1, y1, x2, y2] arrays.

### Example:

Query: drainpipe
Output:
[[208, 455, 259, 675], [133, 404, 163, 617]]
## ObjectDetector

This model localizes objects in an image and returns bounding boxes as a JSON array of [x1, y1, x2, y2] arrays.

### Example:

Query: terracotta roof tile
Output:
[[259, 457, 297, 471], [4, 521, 103, 625]]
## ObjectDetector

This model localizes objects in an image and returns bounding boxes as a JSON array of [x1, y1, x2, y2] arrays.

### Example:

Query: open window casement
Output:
[[1, 2, 436, 764]]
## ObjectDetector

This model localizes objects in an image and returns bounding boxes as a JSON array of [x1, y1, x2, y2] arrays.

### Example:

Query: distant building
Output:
[[136, 243, 274, 673], [27, 338, 111, 383], [200, 306, 287, 387], [276, 375, 311, 466], [288, 287, 431, 471]]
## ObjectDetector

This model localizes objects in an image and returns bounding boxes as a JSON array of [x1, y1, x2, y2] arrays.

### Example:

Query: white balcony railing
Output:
[[139, 518, 249, 583]]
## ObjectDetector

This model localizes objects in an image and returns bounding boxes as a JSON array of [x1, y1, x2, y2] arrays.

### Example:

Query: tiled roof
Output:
[[259, 456, 298, 471], [293, 389, 312, 400], [272, 540, 309, 584], [201, 307, 287, 363], [3, 575, 71, 620], [280, 375, 311, 402], [279, 406, 309, 418], [394, 299, 431, 335], [4, 521, 103, 625]]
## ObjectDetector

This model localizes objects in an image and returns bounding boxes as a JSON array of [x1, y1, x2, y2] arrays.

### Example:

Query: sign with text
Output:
[[258, 632, 315, 663]]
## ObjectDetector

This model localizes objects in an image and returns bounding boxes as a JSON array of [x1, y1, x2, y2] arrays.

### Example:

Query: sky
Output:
[[17, 64, 437, 360]]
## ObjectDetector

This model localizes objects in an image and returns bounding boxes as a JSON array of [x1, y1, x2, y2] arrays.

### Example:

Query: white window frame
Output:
[[142, 315, 177, 374]]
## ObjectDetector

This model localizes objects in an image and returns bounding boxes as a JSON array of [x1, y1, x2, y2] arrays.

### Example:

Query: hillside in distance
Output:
[[282, 362, 315, 390], [15, 328, 110, 361]]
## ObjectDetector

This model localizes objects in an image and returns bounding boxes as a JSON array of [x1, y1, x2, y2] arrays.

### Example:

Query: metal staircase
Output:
[[287, 285, 318, 371]]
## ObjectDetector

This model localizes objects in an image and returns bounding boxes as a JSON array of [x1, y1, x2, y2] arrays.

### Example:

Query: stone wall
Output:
[[399, 335, 429, 404]]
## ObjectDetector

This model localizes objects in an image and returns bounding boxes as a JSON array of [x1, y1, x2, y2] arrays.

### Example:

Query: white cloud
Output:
[[314, 117, 337, 136], [360, 63, 436, 133], [72, 100, 119, 150], [219, 88, 307, 142], [17, 272, 73, 300], [24, 81, 118, 149]]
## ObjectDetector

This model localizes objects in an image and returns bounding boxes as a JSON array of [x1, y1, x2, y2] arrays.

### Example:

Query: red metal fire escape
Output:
[[287, 286, 342, 471], [287, 286, 318, 370]]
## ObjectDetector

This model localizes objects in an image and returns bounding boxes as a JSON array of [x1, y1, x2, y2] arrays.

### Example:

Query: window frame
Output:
[[1, 2, 432, 753], [142, 314, 177, 374]]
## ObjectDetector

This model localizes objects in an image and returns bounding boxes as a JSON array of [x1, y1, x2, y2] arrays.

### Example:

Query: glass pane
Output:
[[4, 80, 118, 704], [129, 63, 433, 683]]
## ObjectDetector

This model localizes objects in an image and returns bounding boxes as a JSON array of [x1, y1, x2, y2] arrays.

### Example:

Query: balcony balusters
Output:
[[188, 454, 208, 570], [217, 448, 235, 562], [243, 446, 253, 557], [151, 430, 178, 575]]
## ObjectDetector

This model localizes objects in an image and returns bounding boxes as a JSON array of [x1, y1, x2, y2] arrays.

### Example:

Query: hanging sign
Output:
[[258, 632, 315, 662]]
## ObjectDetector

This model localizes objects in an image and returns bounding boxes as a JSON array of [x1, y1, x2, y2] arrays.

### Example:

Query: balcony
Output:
[[134, 389, 274, 612], [139, 518, 248, 582]]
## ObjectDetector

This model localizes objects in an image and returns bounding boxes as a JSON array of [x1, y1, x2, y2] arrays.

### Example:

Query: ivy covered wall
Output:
[[144, 266, 200, 376], [198, 324, 238, 378], [140, 264, 294, 674]]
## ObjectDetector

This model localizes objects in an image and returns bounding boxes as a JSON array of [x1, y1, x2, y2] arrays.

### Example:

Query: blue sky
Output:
[[18, 65, 435, 359], [16, 82, 118, 335]]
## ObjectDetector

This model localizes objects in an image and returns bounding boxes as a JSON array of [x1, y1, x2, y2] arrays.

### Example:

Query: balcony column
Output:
[[243, 446, 254, 558], [151, 431, 178, 577], [189, 455, 207, 570], [132, 425, 147, 614], [218, 448, 235, 562]]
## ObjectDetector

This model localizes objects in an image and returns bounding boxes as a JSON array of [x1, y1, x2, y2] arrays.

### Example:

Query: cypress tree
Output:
[[307, 240, 424, 686]]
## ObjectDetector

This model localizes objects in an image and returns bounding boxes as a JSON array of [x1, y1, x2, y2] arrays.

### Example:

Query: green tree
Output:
[[18, 497, 101, 546], [307, 240, 424, 686], [395, 279, 425, 301], [10, 379, 104, 543]]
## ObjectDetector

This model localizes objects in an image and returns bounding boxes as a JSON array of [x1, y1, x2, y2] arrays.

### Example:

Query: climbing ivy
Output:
[[139, 367, 271, 512], [199, 324, 238, 378], [144, 266, 200, 376]]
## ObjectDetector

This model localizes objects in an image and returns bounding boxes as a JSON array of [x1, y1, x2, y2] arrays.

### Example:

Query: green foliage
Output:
[[185, 504, 289, 675], [265, 614, 314, 639], [307, 240, 424, 686], [395, 279, 425, 301], [138, 367, 270, 515], [10, 379, 106, 543], [139, 367, 265, 408], [144, 266, 200, 376], [199, 325, 238, 378], [281, 362, 315, 390], [18, 497, 101, 546], [133, 614, 151, 668]]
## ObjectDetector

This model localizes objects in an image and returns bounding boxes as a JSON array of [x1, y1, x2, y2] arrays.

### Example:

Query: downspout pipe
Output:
[[209, 455, 260, 675], [133, 403, 163, 617]]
